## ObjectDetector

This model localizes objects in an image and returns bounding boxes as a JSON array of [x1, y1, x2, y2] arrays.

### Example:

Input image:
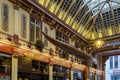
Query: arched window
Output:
[[21, 14, 26, 38], [2, 3, 9, 31]]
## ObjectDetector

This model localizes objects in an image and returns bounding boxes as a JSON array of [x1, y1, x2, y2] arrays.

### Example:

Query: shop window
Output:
[[31, 60, 48, 74], [0, 53, 11, 80], [32, 60, 39, 71], [73, 69, 83, 80], [21, 14, 26, 38], [40, 62, 48, 74], [97, 74, 102, 80], [18, 57, 31, 70], [90, 73, 95, 80], [0, 56, 11, 73], [2, 3, 9, 31], [18, 58, 49, 80], [30, 17, 41, 42], [53, 65, 70, 80]]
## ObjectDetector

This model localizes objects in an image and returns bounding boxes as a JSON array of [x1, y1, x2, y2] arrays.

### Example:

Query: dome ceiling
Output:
[[37, 0, 120, 40]]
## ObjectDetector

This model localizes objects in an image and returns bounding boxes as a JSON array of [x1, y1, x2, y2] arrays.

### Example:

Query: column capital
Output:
[[30, 7, 33, 14], [14, 3, 20, 10], [41, 14, 45, 21], [13, 0, 21, 10]]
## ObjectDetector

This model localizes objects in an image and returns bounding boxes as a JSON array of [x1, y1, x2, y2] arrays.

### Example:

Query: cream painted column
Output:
[[12, 55, 18, 80], [94, 73, 97, 80], [49, 64, 53, 80], [70, 68, 73, 80]]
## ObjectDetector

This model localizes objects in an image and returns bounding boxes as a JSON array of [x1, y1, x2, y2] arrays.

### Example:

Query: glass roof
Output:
[[37, 0, 120, 40]]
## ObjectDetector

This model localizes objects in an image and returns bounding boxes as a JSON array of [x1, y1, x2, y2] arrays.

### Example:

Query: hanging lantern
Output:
[[94, 39, 104, 48]]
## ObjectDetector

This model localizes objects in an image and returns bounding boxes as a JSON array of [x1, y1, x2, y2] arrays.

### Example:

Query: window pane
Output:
[[0, 56, 11, 73], [53, 65, 70, 80], [32, 60, 39, 70], [110, 56, 113, 69], [31, 17, 35, 23], [0, 53, 11, 80], [30, 24, 35, 42], [90, 73, 94, 80], [2, 3, 9, 31], [18, 57, 31, 69], [30, 17, 41, 42], [36, 21, 40, 26], [21, 14, 26, 38], [44, 27, 48, 47], [114, 56, 118, 68], [73, 69, 83, 80], [36, 26, 40, 40]]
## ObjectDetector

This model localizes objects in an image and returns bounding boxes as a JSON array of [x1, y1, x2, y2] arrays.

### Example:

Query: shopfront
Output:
[[53, 64, 70, 80], [18, 57, 49, 80], [0, 52, 11, 80], [90, 73, 95, 80], [73, 69, 83, 80], [97, 74, 102, 80]]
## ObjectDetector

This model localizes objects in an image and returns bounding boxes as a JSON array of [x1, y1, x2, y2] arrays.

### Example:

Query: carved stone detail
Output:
[[41, 14, 45, 21], [14, 3, 20, 10]]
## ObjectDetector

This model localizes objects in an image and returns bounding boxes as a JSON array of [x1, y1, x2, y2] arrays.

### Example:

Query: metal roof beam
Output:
[[108, 1, 117, 34], [54, 0, 64, 16], [100, 12, 107, 36], [93, 25, 99, 38], [83, 2, 106, 36], [80, 14, 97, 34], [47, 0, 54, 9], [84, 15, 98, 36], [75, 1, 106, 31], [53, 0, 63, 14], [69, 0, 92, 26], [62, 0, 77, 21], [54, 0, 64, 14], [80, 2, 106, 34]]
